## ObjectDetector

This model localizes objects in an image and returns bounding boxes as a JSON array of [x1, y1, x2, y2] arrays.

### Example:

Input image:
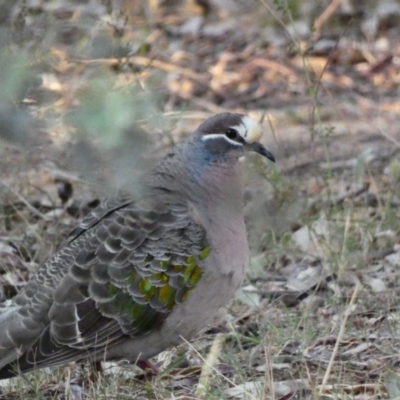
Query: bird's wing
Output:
[[0, 195, 208, 375]]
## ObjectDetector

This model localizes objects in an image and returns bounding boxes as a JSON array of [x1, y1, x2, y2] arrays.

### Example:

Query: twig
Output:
[[250, 58, 296, 78], [377, 126, 400, 149], [73, 56, 208, 87], [1, 181, 49, 221], [313, 0, 343, 41]]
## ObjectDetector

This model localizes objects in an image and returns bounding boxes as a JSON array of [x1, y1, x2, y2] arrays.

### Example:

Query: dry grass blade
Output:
[[318, 282, 361, 395], [195, 333, 225, 398], [263, 346, 275, 400], [181, 336, 258, 400]]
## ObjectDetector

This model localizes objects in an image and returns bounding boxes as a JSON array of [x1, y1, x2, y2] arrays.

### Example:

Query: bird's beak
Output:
[[246, 142, 275, 162], [239, 116, 275, 162]]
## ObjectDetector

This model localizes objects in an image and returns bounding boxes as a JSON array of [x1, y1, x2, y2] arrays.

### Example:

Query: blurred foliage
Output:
[[66, 77, 160, 194], [68, 78, 156, 146], [0, 50, 40, 147]]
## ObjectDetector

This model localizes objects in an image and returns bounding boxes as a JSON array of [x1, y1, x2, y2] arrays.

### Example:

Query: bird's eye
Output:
[[225, 128, 238, 140]]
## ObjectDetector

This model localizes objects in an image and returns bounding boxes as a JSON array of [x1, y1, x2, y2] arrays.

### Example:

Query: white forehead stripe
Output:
[[201, 133, 242, 146], [230, 115, 263, 143]]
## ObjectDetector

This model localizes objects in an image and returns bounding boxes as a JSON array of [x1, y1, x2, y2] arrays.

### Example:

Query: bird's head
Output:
[[194, 113, 275, 163], [148, 113, 275, 201]]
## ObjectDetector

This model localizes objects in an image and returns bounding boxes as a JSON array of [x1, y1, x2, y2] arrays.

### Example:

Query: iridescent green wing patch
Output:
[[102, 245, 210, 336]]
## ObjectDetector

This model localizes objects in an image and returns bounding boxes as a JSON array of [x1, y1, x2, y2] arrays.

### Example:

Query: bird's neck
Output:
[[146, 146, 245, 220], [193, 162, 244, 215]]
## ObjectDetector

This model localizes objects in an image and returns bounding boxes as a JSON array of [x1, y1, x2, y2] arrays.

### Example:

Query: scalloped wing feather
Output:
[[0, 196, 208, 377]]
